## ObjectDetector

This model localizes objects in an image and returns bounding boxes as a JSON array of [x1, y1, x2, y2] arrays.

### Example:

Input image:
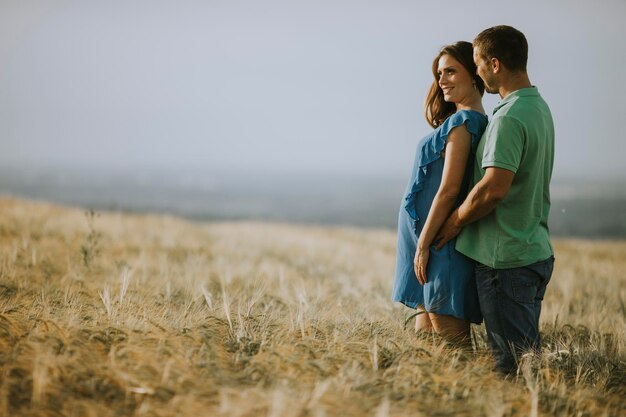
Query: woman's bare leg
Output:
[[415, 307, 433, 333], [429, 313, 471, 347]]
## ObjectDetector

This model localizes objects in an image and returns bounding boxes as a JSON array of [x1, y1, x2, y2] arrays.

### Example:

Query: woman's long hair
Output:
[[424, 41, 485, 128]]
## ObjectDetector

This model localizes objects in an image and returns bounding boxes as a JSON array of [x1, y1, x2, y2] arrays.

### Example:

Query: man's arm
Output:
[[434, 166, 515, 250]]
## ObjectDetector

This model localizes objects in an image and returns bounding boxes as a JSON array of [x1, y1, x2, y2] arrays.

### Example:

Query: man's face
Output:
[[473, 46, 498, 94]]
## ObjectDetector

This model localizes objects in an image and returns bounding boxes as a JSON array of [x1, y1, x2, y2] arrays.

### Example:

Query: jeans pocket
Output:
[[509, 269, 540, 304], [475, 263, 494, 275]]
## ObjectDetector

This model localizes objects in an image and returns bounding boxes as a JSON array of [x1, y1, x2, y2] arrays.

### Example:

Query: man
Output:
[[435, 25, 555, 374]]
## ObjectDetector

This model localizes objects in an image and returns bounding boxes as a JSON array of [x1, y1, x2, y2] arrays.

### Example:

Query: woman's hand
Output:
[[414, 245, 430, 286]]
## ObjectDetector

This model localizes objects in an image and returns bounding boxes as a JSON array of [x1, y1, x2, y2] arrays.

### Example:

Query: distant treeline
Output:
[[1, 167, 625, 239]]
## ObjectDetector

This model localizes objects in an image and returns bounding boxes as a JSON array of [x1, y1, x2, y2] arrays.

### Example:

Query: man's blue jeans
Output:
[[475, 256, 554, 374]]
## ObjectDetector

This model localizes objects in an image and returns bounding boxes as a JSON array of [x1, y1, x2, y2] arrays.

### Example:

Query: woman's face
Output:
[[437, 54, 475, 104]]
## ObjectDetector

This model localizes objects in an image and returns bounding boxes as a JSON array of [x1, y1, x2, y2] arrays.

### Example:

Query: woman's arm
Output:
[[414, 125, 471, 285], [434, 166, 514, 249]]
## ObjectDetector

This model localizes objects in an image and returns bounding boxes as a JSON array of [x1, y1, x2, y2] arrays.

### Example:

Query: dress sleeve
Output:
[[404, 111, 479, 222], [419, 111, 479, 168]]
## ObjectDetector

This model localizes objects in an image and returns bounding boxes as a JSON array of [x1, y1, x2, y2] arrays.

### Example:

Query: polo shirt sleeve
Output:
[[481, 115, 524, 173]]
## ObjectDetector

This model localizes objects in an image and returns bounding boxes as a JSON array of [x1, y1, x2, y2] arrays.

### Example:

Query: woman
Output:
[[392, 41, 487, 345]]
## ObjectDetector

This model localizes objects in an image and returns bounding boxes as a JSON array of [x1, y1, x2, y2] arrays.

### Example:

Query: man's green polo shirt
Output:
[[456, 87, 555, 268]]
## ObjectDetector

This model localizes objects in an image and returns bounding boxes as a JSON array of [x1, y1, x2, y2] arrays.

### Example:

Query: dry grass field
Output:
[[0, 197, 624, 417]]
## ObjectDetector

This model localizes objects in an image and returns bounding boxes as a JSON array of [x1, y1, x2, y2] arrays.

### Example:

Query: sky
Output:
[[1, 0, 625, 181]]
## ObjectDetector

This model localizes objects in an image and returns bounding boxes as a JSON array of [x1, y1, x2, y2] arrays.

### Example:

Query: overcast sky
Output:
[[1, 0, 625, 181]]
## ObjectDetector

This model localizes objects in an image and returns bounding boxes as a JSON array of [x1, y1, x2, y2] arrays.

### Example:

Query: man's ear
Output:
[[491, 57, 501, 74]]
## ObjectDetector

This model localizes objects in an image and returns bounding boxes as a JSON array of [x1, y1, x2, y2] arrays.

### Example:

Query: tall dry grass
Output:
[[0, 197, 624, 417]]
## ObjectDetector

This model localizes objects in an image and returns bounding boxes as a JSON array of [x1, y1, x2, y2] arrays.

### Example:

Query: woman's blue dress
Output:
[[392, 110, 488, 324]]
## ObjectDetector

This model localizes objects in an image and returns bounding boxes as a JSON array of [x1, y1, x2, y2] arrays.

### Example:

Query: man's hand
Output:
[[434, 210, 462, 250], [414, 245, 430, 285]]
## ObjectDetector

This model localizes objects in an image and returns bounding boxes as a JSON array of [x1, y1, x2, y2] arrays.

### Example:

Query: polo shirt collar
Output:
[[493, 86, 539, 114]]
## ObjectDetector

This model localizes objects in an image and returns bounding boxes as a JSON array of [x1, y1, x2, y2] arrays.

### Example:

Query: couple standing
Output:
[[392, 25, 555, 375]]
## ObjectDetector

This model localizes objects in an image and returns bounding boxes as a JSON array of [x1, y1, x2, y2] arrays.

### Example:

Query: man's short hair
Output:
[[474, 25, 528, 72]]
